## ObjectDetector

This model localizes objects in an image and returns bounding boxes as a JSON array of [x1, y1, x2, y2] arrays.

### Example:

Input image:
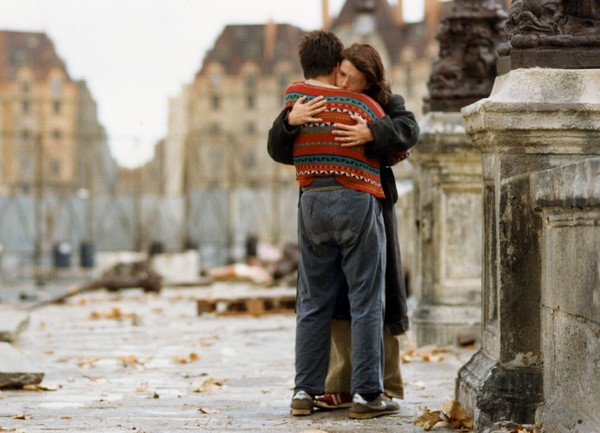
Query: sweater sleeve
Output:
[[366, 94, 420, 161], [267, 107, 299, 166]]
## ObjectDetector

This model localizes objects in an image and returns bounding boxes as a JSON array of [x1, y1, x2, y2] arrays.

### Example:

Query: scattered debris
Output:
[[28, 261, 162, 309]]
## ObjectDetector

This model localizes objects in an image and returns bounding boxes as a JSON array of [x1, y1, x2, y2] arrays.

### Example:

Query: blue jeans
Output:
[[294, 185, 386, 396]]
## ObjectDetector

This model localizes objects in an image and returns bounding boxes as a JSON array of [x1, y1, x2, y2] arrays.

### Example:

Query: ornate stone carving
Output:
[[498, 0, 600, 71], [424, 0, 507, 112]]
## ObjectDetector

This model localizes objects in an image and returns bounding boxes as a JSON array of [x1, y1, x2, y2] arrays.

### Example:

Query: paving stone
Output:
[[0, 342, 44, 388]]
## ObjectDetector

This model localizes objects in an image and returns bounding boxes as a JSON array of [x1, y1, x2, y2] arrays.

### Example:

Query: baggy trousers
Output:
[[294, 186, 386, 396]]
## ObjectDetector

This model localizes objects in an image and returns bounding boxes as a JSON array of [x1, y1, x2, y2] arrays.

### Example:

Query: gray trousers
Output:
[[294, 185, 386, 396]]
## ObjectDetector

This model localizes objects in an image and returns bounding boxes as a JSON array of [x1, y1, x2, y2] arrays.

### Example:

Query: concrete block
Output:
[[150, 250, 201, 285], [0, 342, 44, 388], [0, 306, 29, 342]]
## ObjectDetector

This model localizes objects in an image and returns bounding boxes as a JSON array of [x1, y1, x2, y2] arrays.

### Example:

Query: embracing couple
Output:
[[267, 30, 419, 420]]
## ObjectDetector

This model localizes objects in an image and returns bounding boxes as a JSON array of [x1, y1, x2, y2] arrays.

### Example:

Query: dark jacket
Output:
[[267, 94, 420, 334]]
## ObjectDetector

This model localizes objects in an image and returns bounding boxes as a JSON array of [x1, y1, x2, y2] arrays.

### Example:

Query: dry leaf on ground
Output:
[[172, 352, 200, 364], [118, 354, 141, 366], [77, 357, 100, 367], [414, 407, 442, 431], [403, 344, 450, 363], [193, 378, 227, 393], [90, 306, 137, 320], [197, 407, 220, 414], [441, 400, 473, 430], [23, 383, 59, 391]]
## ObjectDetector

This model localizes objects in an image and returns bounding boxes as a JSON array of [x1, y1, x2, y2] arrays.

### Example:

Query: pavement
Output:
[[0, 280, 477, 433]]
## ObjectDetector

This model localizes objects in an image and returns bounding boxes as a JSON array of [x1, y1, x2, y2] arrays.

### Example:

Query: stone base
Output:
[[411, 304, 480, 347], [497, 47, 600, 75], [537, 398, 597, 433], [456, 349, 543, 429]]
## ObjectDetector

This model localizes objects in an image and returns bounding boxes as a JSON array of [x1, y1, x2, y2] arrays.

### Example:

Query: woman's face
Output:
[[336, 59, 368, 93]]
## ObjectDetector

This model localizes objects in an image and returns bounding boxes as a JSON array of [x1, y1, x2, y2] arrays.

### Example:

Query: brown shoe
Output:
[[314, 392, 353, 409], [290, 391, 313, 416], [349, 393, 400, 419]]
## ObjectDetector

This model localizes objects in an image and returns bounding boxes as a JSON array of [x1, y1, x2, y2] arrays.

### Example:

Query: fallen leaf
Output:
[[118, 354, 141, 366], [197, 407, 220, 414], [414, 407, 442, 431], [440, 400, 473, 431], [172, 352, 201, 364], [193, 378, 227, 393], [90, 307, 137, 320], [77, 357, 100, 367], [23, 383, 59, 391], [11, 413, 30, 420]]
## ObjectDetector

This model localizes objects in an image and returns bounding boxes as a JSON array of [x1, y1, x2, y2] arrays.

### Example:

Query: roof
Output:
[[197, 23, 305, 77], [329, 0, 407, 62], [0, 30, 70, 82]]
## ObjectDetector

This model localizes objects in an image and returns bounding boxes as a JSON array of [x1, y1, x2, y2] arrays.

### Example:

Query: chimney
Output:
[[425, 0, 440, 44], [322, 0, 331, 29], [264, 19, 277, 62], [395, 0, 405, 26]]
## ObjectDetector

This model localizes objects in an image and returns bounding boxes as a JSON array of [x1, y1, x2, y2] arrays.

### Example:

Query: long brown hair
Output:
[[342, 43, 392, 106]]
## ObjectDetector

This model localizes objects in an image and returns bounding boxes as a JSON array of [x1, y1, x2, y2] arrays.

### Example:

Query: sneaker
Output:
[[314, 392, 353, 410], [290, 390, 313, 416], [349, 393, 400, 419]]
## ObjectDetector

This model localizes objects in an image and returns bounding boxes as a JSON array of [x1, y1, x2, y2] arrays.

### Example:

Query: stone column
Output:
[[531, 158, 600, 433], [410, 0, 507, 346], [456, 2, 600, 426]]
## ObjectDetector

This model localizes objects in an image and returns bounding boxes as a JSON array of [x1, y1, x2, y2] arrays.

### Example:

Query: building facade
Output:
[[0, 31, 115, 196]]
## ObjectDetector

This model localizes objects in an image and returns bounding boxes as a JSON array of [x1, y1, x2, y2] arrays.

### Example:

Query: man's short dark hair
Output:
[[298, 30, 344, 79]]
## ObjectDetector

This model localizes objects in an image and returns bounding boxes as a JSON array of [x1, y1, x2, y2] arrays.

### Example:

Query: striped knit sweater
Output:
[[284, 81, 386, 198]]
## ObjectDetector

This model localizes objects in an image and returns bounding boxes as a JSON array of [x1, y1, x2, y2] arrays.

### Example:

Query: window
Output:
[[211, 94, 220, 110], [50, 159, 61, 178], [246, 94, 255, 109], [21, 80, 30, 93], [51, 77, 62, 97], [53, 100, 61, 114], [245, 73, 256, 90], [22, 100, 30, 113], [210, 73, 222, 89]]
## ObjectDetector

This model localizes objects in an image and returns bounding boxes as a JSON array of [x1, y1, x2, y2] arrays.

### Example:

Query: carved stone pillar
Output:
[[411, 0, 507, 347], [456, 2, 600, 427]]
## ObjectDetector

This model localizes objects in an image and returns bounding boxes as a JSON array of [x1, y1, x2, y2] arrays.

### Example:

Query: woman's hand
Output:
[[287, 96, 327, 126], [332, 114, 374, 147]]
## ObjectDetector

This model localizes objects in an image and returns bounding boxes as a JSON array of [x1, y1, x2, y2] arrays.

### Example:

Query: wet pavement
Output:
[[0, 281, 476, 433]]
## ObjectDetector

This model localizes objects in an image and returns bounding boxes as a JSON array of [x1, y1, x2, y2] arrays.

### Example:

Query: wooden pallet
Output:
[[196, 291, 296, 316]]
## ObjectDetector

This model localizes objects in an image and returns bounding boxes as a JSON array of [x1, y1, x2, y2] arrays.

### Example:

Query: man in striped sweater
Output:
[[277, 30, 399, 420]]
